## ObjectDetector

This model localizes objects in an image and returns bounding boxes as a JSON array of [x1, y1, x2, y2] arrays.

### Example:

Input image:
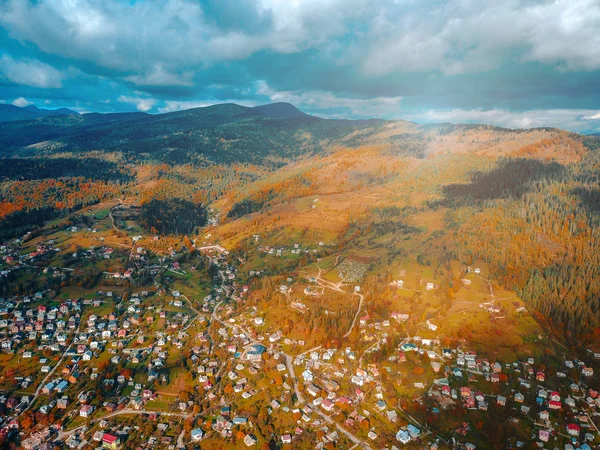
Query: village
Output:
[[0, 213, 598, 450]]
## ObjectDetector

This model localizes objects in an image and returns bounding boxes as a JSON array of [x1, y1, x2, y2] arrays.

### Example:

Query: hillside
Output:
[[208, 127, 600, 346], [0, 102, 575, 167], [0, 102, 383, 164], [0, 104, 598, 345], [1, 108, 600, 449]]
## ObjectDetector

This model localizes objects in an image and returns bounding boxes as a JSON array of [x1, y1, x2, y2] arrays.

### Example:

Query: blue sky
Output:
[[1, 0, 600, 132]]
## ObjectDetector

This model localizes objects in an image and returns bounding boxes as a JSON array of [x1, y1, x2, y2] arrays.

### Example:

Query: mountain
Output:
[[0, 104, 79, 123], [0, 102, 378, 163], [23, 105, 79, 117], [252, 102, 317, 120], [0, 101, 588, 168], [0, 104, 41, 122]]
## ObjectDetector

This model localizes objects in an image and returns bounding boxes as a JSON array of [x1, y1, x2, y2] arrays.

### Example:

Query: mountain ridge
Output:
[[0, 102, 593, 168], [252, 102, 318, 120], [0, 104, 79, 123]]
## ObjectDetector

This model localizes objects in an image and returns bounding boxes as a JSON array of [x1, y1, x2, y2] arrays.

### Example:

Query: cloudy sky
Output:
[[1, 0, 600, 132]]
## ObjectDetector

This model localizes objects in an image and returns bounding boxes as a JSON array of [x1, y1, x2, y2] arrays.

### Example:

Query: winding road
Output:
[[343, 292, 364, 338], [314, 260, 365, 339]]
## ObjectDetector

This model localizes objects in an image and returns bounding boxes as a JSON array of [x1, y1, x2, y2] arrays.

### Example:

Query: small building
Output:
[[243, 434, 257, 446], [191, 428, 204, 441], [102, 433, 120, 449]]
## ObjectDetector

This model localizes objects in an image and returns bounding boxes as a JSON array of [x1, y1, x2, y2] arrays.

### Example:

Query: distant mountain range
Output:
[[0, 102, 388, 164], [0, 101, 311, 124], [0, 101, 591, 167], [0, 104, 79, 123]]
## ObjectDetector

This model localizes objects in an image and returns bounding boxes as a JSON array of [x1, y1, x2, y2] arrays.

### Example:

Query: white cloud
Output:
[[125, 65, 194, 87], [525, 0, 600, 71], [583, 112, 600, 120], [407, 108, 600, 133], [0, 0, 365, 73], [117, 95, 156, 112], [158, 100, 215, 114], [361, 0, 600, 76], [0, 55, 63, 88], [12, 97, 33, 107], [1, 0, 598, 86], [256, 81, 402, 118]]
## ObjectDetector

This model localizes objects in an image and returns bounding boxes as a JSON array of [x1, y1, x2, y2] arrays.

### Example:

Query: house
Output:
[[244, 344, 266, 362], [68, 372, 80, 384], [387, 409, 398, 422], [497, 395, 506, 406], [321, 398, 334, 412], [536, 371, 545, 382], [539, 410, 550, 421], [80, 405, 94, 417], [548, 400, 561, 410], [566, 423, 580, 437], [281, 434, 292, 445], [407, 424, 421, 438], [102, 433, 120, 449], [396, 429, 411, 444], [302, 369, 314, 382], [191, 428, 204, 441], [243, 434, 257, 446], [539, 429, 550, 442]]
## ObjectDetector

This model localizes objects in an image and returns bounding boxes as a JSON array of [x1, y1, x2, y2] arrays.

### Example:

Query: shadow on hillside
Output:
[[573, 187, 600, 215], [437, 158, 565, 207]]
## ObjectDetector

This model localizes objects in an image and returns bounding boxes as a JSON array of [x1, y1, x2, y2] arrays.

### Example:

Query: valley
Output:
[[0, 104, 599, 450]]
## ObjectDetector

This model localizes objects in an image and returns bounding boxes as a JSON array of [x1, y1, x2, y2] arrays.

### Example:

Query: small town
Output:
[[0, 212, 598, 450]]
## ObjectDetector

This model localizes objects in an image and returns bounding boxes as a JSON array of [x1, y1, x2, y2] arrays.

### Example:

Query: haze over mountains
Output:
[[0, 100, 591, 168]]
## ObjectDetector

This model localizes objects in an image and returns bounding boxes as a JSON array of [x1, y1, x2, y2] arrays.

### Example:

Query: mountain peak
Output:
[[252, 102, 317, 120], [0, 104, 79, 123]]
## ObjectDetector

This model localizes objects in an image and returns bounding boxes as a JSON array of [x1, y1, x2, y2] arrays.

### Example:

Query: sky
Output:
[[1, 0, 600, 133]]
